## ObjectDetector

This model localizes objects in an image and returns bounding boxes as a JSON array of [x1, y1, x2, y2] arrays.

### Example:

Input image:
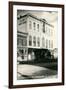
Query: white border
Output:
[[13, 5, 62, 85]]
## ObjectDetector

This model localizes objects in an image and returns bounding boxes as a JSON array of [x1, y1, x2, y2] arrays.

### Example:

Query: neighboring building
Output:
[[17, 13, 54, 61], [51, 48, 58, 59]]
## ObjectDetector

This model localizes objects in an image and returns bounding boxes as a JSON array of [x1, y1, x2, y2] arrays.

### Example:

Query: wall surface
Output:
[[0, 0, 66, 90]]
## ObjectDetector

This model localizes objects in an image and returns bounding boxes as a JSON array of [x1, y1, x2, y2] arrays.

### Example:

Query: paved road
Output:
[[17, 64, 57, 80]]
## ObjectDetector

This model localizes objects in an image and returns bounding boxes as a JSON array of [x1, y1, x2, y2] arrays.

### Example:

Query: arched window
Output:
[[46, 39, 48, 48], [42, 37, 45, 47], [37, 24, 39, 31], [29, 21, 32, 29], [33, 22, 36, 30], [33, 36, 36, 46], [37, 37, 40, 47], [29, 35, 32, 46], [43, 23, 45, 33]]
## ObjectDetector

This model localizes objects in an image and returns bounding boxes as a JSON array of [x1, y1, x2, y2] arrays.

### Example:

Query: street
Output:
[[17, 63, 57, 80]]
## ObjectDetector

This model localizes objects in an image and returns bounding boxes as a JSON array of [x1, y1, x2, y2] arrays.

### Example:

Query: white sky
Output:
[[17, 10, 58, 23]]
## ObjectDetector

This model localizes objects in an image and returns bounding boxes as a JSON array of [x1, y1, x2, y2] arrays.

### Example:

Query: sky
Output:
[[17, 10, 58, 23], [17, 10, 58, 48]]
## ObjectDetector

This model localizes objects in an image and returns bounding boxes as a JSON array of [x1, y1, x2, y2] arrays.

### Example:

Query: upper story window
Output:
[[29, 35, 32, 46], [33, 22, 36, 30], [29, 21, 32, 29], [17, 37, 27, 46], [37, 37, 40, 47], [33, 36, 36, 46], [37, 24, 39, 31], [43, 23, 45, 33], [18, 39, 22, 46], [23, 38, 27, 46], [42, 37, 45, 47]]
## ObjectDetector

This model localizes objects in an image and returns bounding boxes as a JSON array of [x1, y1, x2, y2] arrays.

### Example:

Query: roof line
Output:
[[17, 13, 54, 27]]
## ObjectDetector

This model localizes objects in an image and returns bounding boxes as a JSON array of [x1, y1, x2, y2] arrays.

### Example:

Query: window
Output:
[[42, 37, 45, 47], [46, 39, 48, 48], [37, 24, 39, 31], [33, 36, 36, 46], [23, 38, 27, 46], [29, 36, 32, 46], [29, 21, 32, 29], [19, 39, 22, 46], [18, 37, 27, 46], [43, 23, 45, 33], [33, 22, 36, 30], [37, 37, 40, 47], [22, 39, 23, 46]]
